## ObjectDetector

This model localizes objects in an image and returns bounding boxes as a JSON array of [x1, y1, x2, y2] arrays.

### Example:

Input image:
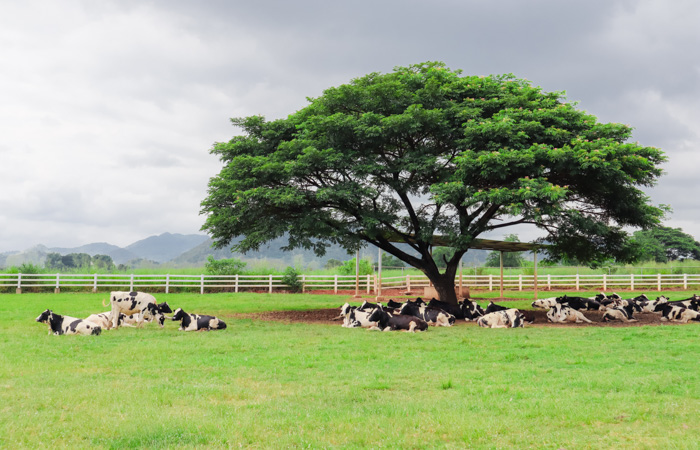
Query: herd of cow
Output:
[[34, 290, 700, 335], [338, 292, 700, 331], [35, 291, 227, 336]]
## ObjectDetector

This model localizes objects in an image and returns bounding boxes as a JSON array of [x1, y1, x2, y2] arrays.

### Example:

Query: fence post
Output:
[[366, 274, 370, 294], [93, 273, 98, 293], [518, 274, 522, 291], [130, 274, 134, 292], [235, 274, 239, 293], [603, 274, 607, 291], [302, 274, 306, 293], [269, 274, 273, 294], [489, 274, 493, 291], [657, 273, 661, 292], [547, 274, 551, 290], [16, 273, 22, 294], [406, 274, 411, 294], [165, 274, 170, 294], [55, 273, 60, 294], [630, 274, 634, 291], [684, 274, 688, 290], [334, 275, 338, 294], [576, 274, 580, 291]]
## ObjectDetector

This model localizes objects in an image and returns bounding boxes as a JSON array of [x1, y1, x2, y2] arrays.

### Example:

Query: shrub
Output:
[[204, 256, 247, 275], [282, 266, 303, 293], [338, 258, 374, 275]]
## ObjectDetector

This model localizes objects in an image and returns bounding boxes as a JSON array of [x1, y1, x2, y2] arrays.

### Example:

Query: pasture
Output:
[[1, 291, 699, 448]]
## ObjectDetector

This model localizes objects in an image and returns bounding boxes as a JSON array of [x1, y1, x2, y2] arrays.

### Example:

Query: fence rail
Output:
[[3, 272, 700, 294]]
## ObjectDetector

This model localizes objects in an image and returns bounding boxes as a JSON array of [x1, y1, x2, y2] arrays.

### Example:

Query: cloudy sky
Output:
[[1, 0, 699, 253]]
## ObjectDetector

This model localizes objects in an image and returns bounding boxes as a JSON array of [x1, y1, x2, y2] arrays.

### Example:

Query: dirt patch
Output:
[[233, 305, 683, 328]]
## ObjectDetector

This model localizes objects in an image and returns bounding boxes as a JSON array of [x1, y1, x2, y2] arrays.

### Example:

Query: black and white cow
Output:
[[386, 299, 404, 309], [366, 304, 428, 332], [103, 291, 170, 329], [36, 309, 102, 336], [546, 304, 593, 324], [665, 295, 700, 311], [602, 302, 638, 322], [656, 303, 700, 323], [398, 301, 455, 327], [531, 297, 558, 309], [556, 295, 605, 311], [339, 303, 379, 328], [171, 308, 227, 331], [484, 301, 509, 314], [425, 298, 484, 321], [461, 299, 486, 321], [595, 292, 621, 307], [639, 296, 669, 313], [477, 309, 525, 328]]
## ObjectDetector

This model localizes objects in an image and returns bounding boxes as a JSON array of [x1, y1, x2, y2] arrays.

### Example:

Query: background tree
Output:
[[485, 234, 526, 267], [381, 252, 405, 268], [201, 62, 667, 304], [632, 227, 700, 262]]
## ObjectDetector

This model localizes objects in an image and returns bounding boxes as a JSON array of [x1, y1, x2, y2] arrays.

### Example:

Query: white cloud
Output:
[[1, 0, 699, 253]]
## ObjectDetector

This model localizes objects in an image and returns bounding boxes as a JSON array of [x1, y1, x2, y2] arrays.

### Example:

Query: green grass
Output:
[[1, 292, 699, 448]]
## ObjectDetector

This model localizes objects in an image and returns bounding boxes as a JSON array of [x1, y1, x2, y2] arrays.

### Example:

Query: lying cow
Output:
[[532, 297, 558, 309], [103, 291, 169, 329], [477, 309, 525, 328], [546, 304, 592, 324], [427, 298, 485, 321], [171, 308, 227, 331], [399, 301, 455, 327], [556, 295, 605, 311], [339, 303, 379, 328], [484, 301, 509, 314], [666, 295, 700, 311], [366, 304, 428, 332], [640, 296, 668, 313], [36, 309, 102, 336], [656, 303, 700, 323], [602, 303, 638, 322]]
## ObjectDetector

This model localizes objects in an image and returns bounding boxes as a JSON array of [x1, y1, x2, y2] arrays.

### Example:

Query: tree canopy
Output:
[[632, 227, 700, 262], [201, 62, 667, 303]]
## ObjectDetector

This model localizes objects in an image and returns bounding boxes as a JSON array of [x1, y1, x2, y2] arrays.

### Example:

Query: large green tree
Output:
[[632, 227, 700, 262], [201, 62, 667, 304]]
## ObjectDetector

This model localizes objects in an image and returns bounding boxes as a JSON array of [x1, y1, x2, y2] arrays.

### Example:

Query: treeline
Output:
[[44, 252, 120, 271]]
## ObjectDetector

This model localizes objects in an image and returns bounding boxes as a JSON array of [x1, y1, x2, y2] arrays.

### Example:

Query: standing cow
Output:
[[103, 291, 170, 329]]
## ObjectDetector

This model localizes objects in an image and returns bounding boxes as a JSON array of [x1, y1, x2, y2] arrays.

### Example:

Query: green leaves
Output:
[[201, 61, 667, 277]]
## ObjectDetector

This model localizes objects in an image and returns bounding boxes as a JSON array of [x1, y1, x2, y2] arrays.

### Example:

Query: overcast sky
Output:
[[1, 0, 699, 253]]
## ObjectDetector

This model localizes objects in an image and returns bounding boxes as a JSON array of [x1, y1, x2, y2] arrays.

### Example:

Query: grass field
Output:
[[1, 291, 699, 448]]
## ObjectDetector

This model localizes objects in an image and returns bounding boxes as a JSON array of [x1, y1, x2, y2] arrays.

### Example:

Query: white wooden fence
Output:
[[2, 272, 700, 294]]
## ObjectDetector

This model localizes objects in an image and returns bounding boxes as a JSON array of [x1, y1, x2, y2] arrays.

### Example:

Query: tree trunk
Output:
[[431, 276, 459, 305]]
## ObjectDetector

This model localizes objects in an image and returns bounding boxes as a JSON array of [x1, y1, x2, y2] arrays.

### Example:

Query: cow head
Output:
[[366, 304, 387, 324], [171, 308, 186, 322], [339, 303, 355, 317], [143, 303, 165, 327], [36, 309, 52, 323], [158, 302, 173, 314]]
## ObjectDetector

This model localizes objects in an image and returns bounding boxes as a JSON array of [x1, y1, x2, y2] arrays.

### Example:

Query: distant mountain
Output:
[[0, 233, 211, 268], [171, 236, 355, 269], [125, 233, 209, 263]]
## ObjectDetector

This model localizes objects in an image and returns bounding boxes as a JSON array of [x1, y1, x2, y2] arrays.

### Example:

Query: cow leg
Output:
[[136, 312, 145, 328], [110, 309, 120, 329]]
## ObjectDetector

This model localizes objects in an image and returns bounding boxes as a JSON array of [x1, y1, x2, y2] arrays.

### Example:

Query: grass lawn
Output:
[[1, 291, 699, 448]]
